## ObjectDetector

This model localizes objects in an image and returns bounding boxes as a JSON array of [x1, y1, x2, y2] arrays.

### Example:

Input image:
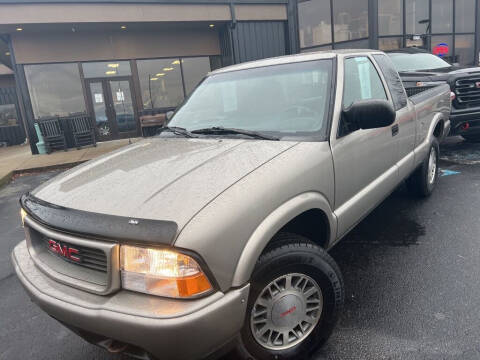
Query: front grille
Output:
[[24, 216, 120, 295], [405, 86, 434, 97], [455, 77, 480, 106], [37, 233, 108, 273]]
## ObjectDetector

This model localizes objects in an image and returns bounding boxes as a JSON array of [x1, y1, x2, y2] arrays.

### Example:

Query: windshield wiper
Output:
[[191, 127, 279, 141], [158, 126, 197, 138]]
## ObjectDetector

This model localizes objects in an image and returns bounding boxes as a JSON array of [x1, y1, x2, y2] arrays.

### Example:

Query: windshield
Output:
[[167, 59, 333, 140], [388, 53, 451, 72]]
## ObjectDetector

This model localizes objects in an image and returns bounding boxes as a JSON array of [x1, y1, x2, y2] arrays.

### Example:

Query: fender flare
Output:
[[231, 192, 336, 287]]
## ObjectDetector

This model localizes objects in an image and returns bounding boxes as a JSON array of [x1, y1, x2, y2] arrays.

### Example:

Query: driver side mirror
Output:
[[166, 111, 174, 122], [342, 99, 396, 133]]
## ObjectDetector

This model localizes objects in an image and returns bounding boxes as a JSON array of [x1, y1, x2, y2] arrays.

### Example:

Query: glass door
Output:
[[108, 79, 137, 136], [87, 81, 112, 141], [86, 77, 138, 141]]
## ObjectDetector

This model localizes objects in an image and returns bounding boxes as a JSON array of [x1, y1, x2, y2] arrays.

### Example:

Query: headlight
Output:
[[20, 208, 27, 226], [120, 245, 213, 298]]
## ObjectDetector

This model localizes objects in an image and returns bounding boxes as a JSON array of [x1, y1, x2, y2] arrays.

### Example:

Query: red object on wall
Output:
[[433, 43, 449, 57]]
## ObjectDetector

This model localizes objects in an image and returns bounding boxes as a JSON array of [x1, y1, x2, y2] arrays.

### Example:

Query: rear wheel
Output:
[[235, 233, 344, 360], [461, 134, 480, 143], [407, 139, 439, 197]]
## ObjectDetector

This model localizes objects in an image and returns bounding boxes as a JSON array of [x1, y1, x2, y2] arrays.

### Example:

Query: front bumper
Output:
[[449, 108, 480, 136], [12, 240, 249, 360]]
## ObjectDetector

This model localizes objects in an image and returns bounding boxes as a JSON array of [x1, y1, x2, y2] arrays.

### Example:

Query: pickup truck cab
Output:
[[13, 50, 451, 360]]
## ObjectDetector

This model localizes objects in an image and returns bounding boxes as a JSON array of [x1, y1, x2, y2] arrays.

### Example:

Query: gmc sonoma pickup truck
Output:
[[13, 50, 451, 360]]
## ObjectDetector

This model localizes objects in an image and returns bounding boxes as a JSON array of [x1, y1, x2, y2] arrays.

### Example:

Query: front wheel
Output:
[[407, 139, 439, 197], [235, 234, 344, 360]]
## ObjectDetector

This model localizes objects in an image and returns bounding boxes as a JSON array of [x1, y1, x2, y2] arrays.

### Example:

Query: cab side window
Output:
[[373, 54, 408, 110], [343, 57, 387, 108]]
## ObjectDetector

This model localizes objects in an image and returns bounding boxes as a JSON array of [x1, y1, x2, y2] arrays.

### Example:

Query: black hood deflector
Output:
[[20, 193, 178, 246]]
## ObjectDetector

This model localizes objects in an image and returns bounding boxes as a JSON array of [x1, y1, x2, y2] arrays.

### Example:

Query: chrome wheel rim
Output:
[[250, 273, 323, 350], [428, 147, 437, 185]]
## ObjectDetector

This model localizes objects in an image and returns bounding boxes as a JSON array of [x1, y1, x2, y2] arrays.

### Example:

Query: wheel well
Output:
[[433, 120, 444, 138], [270, 209, 330, 249]]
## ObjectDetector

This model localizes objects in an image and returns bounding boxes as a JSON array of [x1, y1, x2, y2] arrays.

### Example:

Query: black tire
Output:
[[235, 233, 344, 360], [461, 134, 480, 143], [406, 138, 439, 197]]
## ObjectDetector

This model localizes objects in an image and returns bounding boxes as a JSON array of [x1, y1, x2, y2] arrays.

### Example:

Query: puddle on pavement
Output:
[[330, 188, 426, 271], [441, 136, 480, 164]]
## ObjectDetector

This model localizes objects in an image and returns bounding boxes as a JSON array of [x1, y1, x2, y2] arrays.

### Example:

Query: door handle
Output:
[[391, 124, 399, 137]]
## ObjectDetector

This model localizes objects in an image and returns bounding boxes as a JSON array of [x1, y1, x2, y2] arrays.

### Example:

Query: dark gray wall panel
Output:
[[232, 21, 287, 63]]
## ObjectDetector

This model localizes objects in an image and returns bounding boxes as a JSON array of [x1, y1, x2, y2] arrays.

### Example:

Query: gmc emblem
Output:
[[48, 239, 81, 263], [475, 82, 480, 89]]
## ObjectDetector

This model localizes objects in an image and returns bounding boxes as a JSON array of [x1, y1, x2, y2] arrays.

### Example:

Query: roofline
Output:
[[0, 0, 287, 4]]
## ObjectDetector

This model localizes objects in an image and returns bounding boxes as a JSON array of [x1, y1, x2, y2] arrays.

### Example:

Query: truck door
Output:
[[331, 55, 399, 239], [373, 54, 416, 180]]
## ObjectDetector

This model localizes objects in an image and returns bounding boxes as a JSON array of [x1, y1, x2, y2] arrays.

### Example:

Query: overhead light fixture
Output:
[[5, 52, 10, 56], [150, 77, 158, 81], [171, 60, 180, 65], [105, 70, 117, 75], [108, 63, 120, 68], [209, 24, 215, 28], [16, 27, 23, 31], [163, 67, 174, 71], [121, 25, 127, 30], [155, 73, 165, 77]]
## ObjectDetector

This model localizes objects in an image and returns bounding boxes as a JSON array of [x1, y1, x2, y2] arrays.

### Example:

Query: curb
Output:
[[0, 161, 86, 189], [0, 171, 13, 188]]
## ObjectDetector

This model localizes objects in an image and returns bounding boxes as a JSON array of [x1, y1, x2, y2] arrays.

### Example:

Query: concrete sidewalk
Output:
[[0, 138, 140, 187]]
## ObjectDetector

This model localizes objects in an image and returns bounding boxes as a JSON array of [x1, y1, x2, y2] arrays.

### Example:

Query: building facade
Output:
[[0, 0, 479, 154]]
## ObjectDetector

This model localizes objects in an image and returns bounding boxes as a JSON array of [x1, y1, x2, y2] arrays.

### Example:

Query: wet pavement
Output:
[[1, 136, 480, 360]]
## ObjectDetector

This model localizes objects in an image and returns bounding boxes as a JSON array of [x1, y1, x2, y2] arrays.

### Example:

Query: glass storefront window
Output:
[[334, 38, 370, 49], [432, 0, 453, 33], [298, 0, 332, 48], [300, 45, 333, 53], [82, 61, 131, 78], [333, 0, 369, 42], [431, 35, 454, 63], [0, 104, 18, 126], [181, 57, 211, 95], [25, 63, 86, 118], [406, 0, 429, 34], [379, 37, 403, 51], [456, 0, 476, 33], [137, 58, 184, 109], [455, 34, 475, 65], [379, 0, 403, 35]]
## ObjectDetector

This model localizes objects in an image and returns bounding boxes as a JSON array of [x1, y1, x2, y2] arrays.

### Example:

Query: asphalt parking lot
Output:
[[1, 137, 480, 360]]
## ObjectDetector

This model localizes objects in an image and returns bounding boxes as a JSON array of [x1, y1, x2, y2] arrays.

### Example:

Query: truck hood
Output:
[[32, 138, 297, 230]]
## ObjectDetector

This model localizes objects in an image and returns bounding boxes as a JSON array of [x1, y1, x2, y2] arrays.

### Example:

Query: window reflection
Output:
[[379, 0, 403, 35], [181, 57, 211, 95], [82, 61, 131, 78], [137, 58, 184, 109], [298, 0, 332, 48], [379, 37, 403, 51], [333, 0, 369, 42], [455, 35, 475, 65], [431, 0, 453, 34], [455, 0, 476, 33], [0, 104, 18, 126], [25, 63, 85, 118], [405, 0, 429, 34]]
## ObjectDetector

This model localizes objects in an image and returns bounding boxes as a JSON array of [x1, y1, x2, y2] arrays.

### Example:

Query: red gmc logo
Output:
[[48, 239, 81, 263], [475, 82, 480, 89]]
